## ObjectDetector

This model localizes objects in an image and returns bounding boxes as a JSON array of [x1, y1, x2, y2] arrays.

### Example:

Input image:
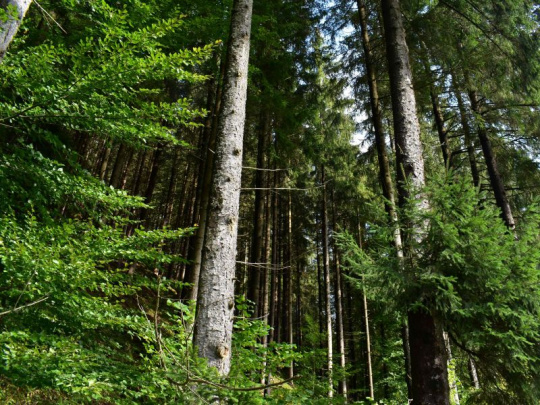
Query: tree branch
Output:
[[0, 296, 49, 317]]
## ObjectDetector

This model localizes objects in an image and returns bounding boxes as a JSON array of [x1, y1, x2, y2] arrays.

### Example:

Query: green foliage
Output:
[[0, 1, 220, 403], [338, 175, 540, 403], [0, 4, 214, 149]]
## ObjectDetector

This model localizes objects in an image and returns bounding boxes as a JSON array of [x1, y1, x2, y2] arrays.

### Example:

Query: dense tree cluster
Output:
[[1, 0, 539, 403]]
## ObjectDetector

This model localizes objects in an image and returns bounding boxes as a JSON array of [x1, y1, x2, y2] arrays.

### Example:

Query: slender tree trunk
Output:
[[357, 0, 403, 255], [356, 222, 374, 401], [285, 191, 294, 379], [331, 190, 347, 399], [162, 148, 179, 227], [344, 277, 358, 401], [0, 0, 32, 62], [247, 111, 270, 315], [454, 85, 480, 188], [269, 170, 280, 344], [363, 283, 374, 400], [131, 150, 147, 197], [139, 144, 163, 225], [401, 323, 413, 400], [260, 172, 272, 386], [418, 44, 451, 169], [184, 60, 225, 302], [98, 144, 112, 181], [468, 356, 480, 390], [429, 89, 451, 169], [359, 4, 411, 400], [109, 143, 129, 188], [380, 324, 390, 399], [275, 207, 283, 343], [321, 165, 333, 398], [468, 90, 515, 230], [316, 230, 324, 336], [381, 1, 450, 403], [265, 170, 280, 394], [295, 246, 303, 348], [119, 149, 134, 190], [443, 332, 461, 405]]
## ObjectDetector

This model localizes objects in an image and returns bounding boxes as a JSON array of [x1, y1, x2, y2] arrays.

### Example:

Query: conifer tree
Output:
[[381, 0, 450, 403]]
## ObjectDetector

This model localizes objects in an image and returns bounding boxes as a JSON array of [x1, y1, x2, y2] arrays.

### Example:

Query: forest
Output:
[[0, 0, 539, 403]]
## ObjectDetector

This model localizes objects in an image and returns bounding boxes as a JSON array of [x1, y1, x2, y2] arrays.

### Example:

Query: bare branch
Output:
[[0, 296, 49, 317]]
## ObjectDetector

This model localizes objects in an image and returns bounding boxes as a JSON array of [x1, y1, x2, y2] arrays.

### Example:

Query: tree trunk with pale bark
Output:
[[0, 0, 32, 62], [381, 0, 450, 403], [193, 0, 253, 375]]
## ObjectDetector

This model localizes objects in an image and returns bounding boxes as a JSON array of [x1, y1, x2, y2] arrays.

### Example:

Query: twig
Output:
[[241, 185, 326, 191], [0, 296, 49, 317], [33, 0, 67, 34], [168, 375, 300, 392], [242, 166, 289, 172]]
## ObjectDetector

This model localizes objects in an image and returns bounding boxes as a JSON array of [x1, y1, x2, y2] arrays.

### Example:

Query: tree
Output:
[[381, 0, 450, 403], [193, 0, 253, 376]]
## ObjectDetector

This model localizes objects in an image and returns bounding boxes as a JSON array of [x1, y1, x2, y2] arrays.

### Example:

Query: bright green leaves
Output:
[[0, 7, 214, 148]]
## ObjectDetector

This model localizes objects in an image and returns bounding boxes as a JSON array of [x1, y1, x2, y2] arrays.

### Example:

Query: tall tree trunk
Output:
[[260, 171, 272, 386], [357, 0, 403, 255], [192, 0, 253, 373], [285, 191, 294, 379], [268, 170, 280, 344], [363, 283, 374, 400], [468, 356, 480, 390], [184, 59, 225, 302], [331, 190, 347, 399], [321, 165, 333, 398], [468, 90, 515, 230], [98, 142, 112, 181], [162, 148, 179, 227], [344, 275, 358, 401], [131, 150, 147, 197], [109, 143, 131, 189], [381, 1, 450, 404], [418, 43, 451, 169], [454, 84, 480, 188], [443, 332, 461, 405], [247, 111, 270, 315], [316, 230, 324, 336], [0, 0, 32, 62], [356, 221, 374, 401], [401, 323, 413, 400], [429, 89, 451, 169], [359, 4, 411, 400], [265, 169, 280, 395], [138, 144, 163, 225]]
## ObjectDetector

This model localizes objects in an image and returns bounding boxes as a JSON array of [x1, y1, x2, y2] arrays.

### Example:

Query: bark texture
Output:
[[0, 0, 31, 62], [193, 0, 253, 376], [408, 311, 450, 405], [381, 0, 426, 202], [381, 0, 450, 403]]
